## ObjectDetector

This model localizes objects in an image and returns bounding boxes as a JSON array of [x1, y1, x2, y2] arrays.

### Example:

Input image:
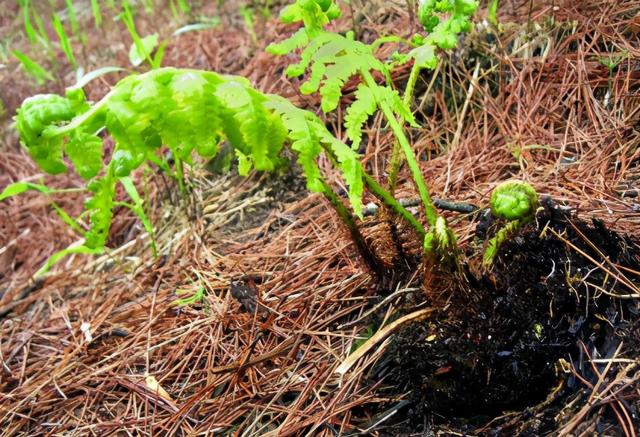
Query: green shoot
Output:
[[19, 0, 37, 43], [174, 287, 207, 307], [36, 244, 103, 277], [64, 0, 79, 35], [488, 0, 500, 28], [128, 34, 159, 67], [52, 13, 77, 68], [121, 2, 154, 68], [91, 0, 103, 27], [12, 50, 54, 84], [173, 19, 221, 36], [0, 181, 85, 236], [0, 181, 52, 200], [119, 177, 158, 257], [241, 6, 258, 44]]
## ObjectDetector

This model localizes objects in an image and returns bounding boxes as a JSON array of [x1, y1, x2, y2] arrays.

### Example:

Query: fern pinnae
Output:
[[267, 98, 324, 193], [266, 28, 309, 56], [319, 60, 360, 113], [285, 32, 336, 77], [344, 84, 377, 150], [374, 86, 419, 128], [314, 125, 364, 217]]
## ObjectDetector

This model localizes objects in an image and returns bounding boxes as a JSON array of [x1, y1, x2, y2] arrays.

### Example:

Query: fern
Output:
[[344, 85, 376, 149], [266, 28, 309, 56], [269, 0, 480, 262], [266, 95, 363, 216], [13, 67, 368, 266]]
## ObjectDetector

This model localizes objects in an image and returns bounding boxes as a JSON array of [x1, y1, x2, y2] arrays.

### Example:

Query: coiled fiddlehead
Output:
[[483, 180, 540, 266]]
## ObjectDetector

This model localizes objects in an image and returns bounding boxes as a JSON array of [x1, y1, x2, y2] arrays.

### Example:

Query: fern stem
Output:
[[320, 179, 386, 276], [483, 219, 521, 267], [174, 156, 187, 196], [315, 141, 424, 238], [387, 60, 422, 195], [361, 71, 438, 227], [403, 61, 422, 107], [362, 173, 426, 240]]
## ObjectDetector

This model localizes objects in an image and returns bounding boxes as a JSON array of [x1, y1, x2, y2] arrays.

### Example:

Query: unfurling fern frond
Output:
[[269, 0, 341, 42], [14, 67, 366, 256]]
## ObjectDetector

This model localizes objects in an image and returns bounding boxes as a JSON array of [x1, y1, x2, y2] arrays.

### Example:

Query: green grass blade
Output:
[[70, 66, 125, 90], [240, 6, 257, 43], [64, 0, 79, 35], [31, 7, 51, 49], [121, 2, 153, 67], [177, 0, 191, 13], [52, 13, 77, 68], [90, 0, 102, 27], [488, 0, 499, 27], [19, 0, 37, 44], [11, 50, 54, 84], [128, 34, 158, 67], [51, 202, 85, 235], [173, 20, 220, 36], [36, 243, 103, 277]]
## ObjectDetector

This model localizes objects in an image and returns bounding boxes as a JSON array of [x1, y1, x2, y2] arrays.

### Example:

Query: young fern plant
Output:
[[267, 0, 478, 264], [12, 67, 390, 273]]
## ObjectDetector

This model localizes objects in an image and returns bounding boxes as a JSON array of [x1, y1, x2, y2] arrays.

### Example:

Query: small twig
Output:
[[362, 197, 479, 216], [336, 308, 433, 376], [336, 287, 420, 330]]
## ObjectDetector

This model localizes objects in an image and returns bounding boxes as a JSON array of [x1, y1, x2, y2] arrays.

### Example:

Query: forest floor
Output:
[[1, 1, 639, 435]]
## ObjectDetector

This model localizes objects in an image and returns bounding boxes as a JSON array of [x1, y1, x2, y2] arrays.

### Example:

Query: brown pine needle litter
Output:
[[1, 0, 639, 435]]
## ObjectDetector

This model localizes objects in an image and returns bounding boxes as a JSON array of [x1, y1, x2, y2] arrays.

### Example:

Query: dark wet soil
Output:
[[371, 198, 640, 435]]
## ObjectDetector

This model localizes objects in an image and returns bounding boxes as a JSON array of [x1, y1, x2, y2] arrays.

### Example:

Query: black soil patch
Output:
[[372, 199, 640, 435]]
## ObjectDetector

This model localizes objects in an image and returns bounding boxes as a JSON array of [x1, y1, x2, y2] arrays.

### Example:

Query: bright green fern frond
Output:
[[266, 28, 309, 56], [266, 96, 323, 193], [314, 126, 364, 217], [320, 60, 361, 112], [215, 82, 284, 171], [285, 32, 338, 77], [344, 85, 377, 149], [373, 85, 418, 127]]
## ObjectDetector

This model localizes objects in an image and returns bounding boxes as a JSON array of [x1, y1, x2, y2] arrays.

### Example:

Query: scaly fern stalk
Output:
[[316, 133, 427, 239], [362, 173, 426, 240]]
